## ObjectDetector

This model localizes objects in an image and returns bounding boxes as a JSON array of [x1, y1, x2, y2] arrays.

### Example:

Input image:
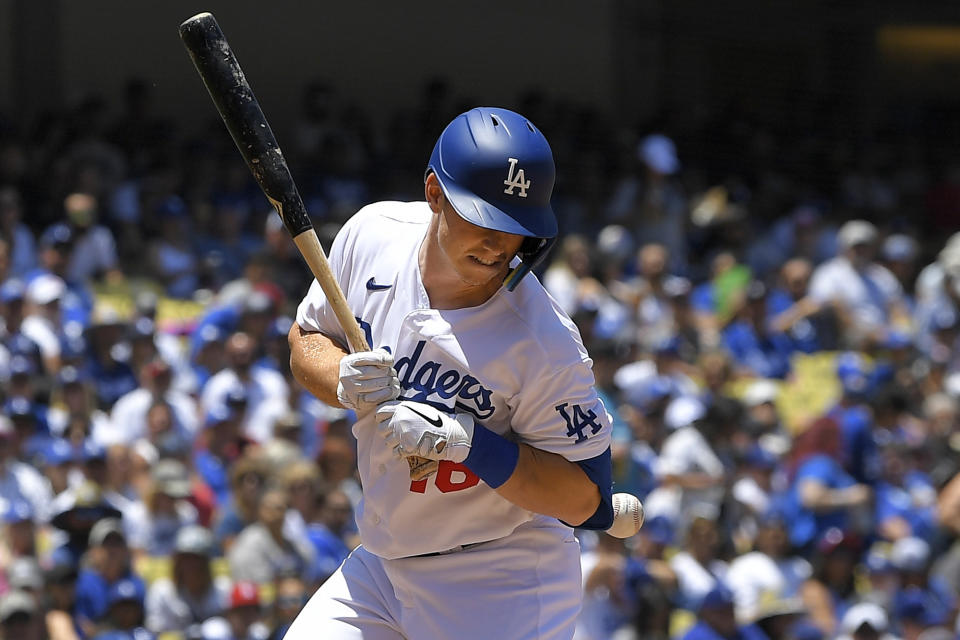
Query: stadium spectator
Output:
[[194, 405, 250, 509], [834, 602, 898, 640], [722, 280, 794, 379], [147, 196, 199, 299], [0, 187, 38, 278], [888, 537, 954, 634], [262, 214, 312, 304], [200, 580, 268, 640], [277, 462, 321, 545], [266, 573, 308, 640], [213, 453, 268, 549], [784, 418, 872, 550], [544, 234, 607, 317], [678, 584, 758, 640], [21, 273, 67, 373], [670, 508, 729, 611], [0, 588, 45, 640], [91, 577, 147, 638], [726, 510, 812, 623], [0, 500, 38, 576], [578, 534, 633, 639], [127, 458, 198, 557], [33, 223, 94, 328], [145, 525, 228, 634], [73, 518, 145, 636], [874, 440, 937, 542], [62, 193, 121, 285], [808, 220, 908, 347], [648, 397, 725, 530], [0, 416, 53, 524], [227, 485, 314, 584], [631, 243, 690, 351], [767, 257, 833, 353], [43, 554, 80, 640], [740, 380, 790, 456], [882, 234, 919, 298], [49, 481, 122, 567], [304, 487, 355, 584], [141, 401, 191, 459], [5, 557, 43, 599], [107, 358, 198, 447], [84, 310, 138, 411], [315, 434, 361, 511], [800, 528, 863, 635], [607, 134, 687, 274], [48, 365, 111, 445], [191, 323, 228, 390], [202, 331, 289, 444]]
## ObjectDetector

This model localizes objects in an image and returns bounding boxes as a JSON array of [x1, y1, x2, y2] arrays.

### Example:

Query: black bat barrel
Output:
[[179, 12, 312, 237]]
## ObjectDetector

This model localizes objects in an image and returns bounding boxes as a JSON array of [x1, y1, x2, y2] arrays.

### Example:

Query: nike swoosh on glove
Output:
[[375, 401, 475, 463], [337, 348, 400, 416]]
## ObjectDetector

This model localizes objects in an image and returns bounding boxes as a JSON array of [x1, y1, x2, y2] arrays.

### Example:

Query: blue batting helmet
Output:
[[426, 107, 558, 291]]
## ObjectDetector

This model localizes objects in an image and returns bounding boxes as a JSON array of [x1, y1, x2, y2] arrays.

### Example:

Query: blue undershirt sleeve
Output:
[[561, 447, 614, 530]]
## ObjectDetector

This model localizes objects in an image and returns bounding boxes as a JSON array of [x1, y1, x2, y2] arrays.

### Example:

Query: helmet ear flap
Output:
[[519, 236, 553, 263], [503, 236, 557, 291]]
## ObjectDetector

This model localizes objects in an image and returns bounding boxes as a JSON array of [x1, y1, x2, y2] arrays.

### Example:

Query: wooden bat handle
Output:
[[291, 229, 368, 353]]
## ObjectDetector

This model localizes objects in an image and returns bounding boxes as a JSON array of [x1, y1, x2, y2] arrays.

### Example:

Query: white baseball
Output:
[[606, 493, 644, 538]]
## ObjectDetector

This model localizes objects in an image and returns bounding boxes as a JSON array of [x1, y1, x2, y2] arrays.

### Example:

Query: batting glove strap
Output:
[[462, 422, 519, 489]]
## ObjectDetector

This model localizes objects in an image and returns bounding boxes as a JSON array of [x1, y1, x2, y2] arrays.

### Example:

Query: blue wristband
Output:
[[462, 422, 519, 489]]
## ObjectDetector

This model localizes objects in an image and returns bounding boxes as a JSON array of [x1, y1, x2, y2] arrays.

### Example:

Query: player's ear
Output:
[[424, 172, 444, 214]]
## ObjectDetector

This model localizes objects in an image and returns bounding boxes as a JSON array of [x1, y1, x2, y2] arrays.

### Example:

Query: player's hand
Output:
[[375, 401, 474, 463], [337, 349, 400, 416]]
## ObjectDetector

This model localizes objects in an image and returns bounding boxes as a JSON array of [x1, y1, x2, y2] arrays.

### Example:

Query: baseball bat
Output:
[[179, 12, 438, 481]]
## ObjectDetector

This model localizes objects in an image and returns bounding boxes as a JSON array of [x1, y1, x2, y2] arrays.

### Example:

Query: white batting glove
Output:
[[337, 349, 401, 416], [376, 401, 474, 463]]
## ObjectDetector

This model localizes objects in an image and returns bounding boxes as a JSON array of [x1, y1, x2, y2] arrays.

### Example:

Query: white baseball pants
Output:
[[283, 519, 582, 640]]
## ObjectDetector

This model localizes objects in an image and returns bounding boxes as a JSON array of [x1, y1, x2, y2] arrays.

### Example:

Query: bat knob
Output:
[[179, 12, 219, 39]]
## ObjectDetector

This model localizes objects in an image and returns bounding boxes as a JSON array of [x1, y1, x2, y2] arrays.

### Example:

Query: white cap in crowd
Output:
[[743, 380, 779, 408], [841, 602, 888, 634], [837, 220, 878, 249], [890, 536, 930, 572], [26, 274, 66, 305], [664, 396, 706, 430]]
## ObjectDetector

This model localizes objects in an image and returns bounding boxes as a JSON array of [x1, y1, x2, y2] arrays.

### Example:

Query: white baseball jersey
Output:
[[296, 201, 612, 559]]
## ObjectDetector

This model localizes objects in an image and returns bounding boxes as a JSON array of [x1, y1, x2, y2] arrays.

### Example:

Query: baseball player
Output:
[[284, 107, 614, 639]]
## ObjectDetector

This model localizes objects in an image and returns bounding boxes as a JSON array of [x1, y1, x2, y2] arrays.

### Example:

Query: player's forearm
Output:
[[288, 324, 348, 407], [494, 444, 601, 526]]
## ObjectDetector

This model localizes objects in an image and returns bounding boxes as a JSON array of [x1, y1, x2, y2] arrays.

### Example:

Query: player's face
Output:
[[437, 200, 525, 290]]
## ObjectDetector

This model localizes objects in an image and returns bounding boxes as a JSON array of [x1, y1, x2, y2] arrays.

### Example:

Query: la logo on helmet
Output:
[[503, 157, 531, 197]]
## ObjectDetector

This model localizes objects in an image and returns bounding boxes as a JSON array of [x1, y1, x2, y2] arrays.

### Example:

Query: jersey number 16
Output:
[[409, 461, 480, 494]]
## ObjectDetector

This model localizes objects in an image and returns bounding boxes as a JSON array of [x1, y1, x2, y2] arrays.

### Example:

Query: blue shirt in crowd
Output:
[[875, 472, 938, 541], [786, 454, 857, 548], [722, 321, 794, 379], [766, 288, 822, 353], [829, 404, 876, 484], [307, 523, 352, 581], [75, 569, 146, 628]]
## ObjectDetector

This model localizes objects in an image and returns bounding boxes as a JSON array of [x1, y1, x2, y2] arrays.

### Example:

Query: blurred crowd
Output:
[[0, 76, 959, 640]]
